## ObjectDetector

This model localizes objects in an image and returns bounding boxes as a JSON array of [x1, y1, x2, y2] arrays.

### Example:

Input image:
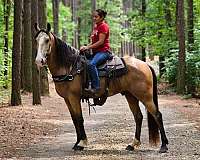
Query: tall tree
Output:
[[91, 0, 96, 29], [3, 0, 11, 89], [122, 0, 132, 56], [31, 0, 41, 104], [21, 11, 25, 90], [187, 0, 194, 52], [61, 0, 68, 6], [159, 0, 173, 77], [164, 0, 172, 28], [38, 0, 49, 96], [141, 0, 146, 61], [23, 0, 32, 92], [61, 0, 68, 42], [187, 0, 195, 94], [11, 0, 23, 105], [52, 0, 59, 36], [176, 0, 186, 94], [71, 0, 78, 48]]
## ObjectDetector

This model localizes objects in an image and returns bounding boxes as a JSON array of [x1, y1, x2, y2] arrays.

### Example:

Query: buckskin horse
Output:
[[34, 23, 168, 153]]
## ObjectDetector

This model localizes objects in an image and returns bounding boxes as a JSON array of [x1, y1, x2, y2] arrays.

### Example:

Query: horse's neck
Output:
[[47, 34, 70, 76], [47, 57, 69, 76]]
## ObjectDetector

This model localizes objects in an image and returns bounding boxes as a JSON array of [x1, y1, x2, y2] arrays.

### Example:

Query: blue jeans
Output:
[[88, 51, 111, 89]]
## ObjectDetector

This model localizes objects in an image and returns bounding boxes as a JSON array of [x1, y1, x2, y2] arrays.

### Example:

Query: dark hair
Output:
[[96, 9, 107, 18]]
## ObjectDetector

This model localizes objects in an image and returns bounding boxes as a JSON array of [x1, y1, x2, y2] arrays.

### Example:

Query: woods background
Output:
[[0, 0, 199, 105]]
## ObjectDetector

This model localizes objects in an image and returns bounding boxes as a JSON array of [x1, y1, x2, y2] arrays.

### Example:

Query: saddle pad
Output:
[[97, 56, 127, 78], [98, 56, 125, 70]]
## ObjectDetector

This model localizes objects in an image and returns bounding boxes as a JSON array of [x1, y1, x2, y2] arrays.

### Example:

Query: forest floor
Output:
[[0, 82, 200, 160]]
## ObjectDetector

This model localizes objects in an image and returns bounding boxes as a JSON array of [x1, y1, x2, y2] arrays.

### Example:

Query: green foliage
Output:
[[163, 50, 178, 85], [0, 0, 199, 97], [129, 0, 177, 56], [163, 50, 200, 93], [77, 0, 92, 46], [0, 2, 13, 89], [186, 51, 200, 89], [47, 0, 75, 44], [59, 3, 74, 43]]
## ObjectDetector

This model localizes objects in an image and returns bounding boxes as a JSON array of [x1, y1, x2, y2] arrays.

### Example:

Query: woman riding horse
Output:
[[80, 9, 112, 95], [34, 23, 168, 153]]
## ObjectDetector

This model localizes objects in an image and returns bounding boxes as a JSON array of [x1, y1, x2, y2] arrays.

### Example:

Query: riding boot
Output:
[[84, 88, 100, 94]]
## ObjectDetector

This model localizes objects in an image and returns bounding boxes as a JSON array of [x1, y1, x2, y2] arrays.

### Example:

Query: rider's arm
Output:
[[87, 33, 106, 50]]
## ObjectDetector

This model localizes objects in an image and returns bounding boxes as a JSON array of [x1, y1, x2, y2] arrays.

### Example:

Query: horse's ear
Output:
[[47, 23, 51, 33], [34, 23, 40, 32]]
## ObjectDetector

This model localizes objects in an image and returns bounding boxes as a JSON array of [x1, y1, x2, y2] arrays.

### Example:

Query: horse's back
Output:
[[123, 56, 152, 79]]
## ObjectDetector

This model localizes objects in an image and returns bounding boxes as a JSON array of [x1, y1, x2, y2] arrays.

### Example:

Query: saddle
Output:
[[80, 50, 128, 106]]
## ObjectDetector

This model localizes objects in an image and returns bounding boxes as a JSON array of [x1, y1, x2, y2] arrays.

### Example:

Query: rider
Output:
[[80, 9, 111, 94]]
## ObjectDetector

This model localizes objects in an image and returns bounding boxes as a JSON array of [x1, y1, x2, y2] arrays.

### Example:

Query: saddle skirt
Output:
[[80, 54, 127, 106], [97, 56, 127, 78]]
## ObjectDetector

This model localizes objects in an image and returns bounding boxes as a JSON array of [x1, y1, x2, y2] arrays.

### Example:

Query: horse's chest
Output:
[[54, 79, 81, 98], [54, 83, 71, 98]]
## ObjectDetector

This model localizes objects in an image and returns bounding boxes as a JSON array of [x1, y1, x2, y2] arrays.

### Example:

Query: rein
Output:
[[52, 55, 81, 82]]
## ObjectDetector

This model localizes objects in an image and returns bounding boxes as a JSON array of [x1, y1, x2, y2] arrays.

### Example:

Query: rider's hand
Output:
[[80, 46, 89, 51]]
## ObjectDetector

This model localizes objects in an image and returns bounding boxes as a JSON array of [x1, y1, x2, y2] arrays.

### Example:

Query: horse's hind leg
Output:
[[125, 92, 143, 151], [64, 97, 87, 151], [143, 99, 168, 153]]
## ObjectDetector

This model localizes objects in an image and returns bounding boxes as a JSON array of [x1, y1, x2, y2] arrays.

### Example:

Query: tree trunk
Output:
[[52, 0, 59, 36], [187, 0, 195, 94], [11, 0, 23, 106], [141, 47, 146, 62], [91, 0, 96, 29], [61, 0, 68, 6], [31, 0, 41, 104], [71, 0, 78, 48], [77, 16, 81, 49], [141, 0, 146, 62], [21, 16, 24, 90], [23, 0, 32, 92], [187, 0, 194, 49], [164, 0, 172, 27], [62, 28, 67, 41], [176, 0, 186, 94], [38, 0, 49, 96], [160, 0, 173, 76], [3, 0, 11, 89]]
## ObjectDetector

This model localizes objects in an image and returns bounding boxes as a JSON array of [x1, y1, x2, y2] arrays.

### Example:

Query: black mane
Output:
[[53, 34, 80, 67]]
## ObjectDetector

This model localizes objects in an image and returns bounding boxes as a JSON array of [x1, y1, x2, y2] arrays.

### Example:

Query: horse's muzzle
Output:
[[35, 58, 46, 67]]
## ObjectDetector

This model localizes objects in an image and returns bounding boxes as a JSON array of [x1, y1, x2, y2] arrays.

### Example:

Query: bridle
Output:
[[35, 29, 82, 82]]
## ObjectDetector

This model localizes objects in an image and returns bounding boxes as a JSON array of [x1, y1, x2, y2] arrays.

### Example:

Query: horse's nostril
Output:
[[41, 58, 46, 65], [41, 59, 44, 65]]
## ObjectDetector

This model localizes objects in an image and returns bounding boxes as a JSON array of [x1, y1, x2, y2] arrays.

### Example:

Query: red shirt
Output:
[[91, 21, 110, 53]]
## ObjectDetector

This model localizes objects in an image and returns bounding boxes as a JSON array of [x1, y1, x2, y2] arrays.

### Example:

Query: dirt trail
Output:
[[0, 83, 200, 160]]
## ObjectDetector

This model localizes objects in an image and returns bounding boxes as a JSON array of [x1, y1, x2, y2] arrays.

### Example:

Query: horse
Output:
[[34, 23, 168, 153]]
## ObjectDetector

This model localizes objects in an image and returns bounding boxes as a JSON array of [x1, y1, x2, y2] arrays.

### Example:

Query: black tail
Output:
[[147, 65, 160, 146]]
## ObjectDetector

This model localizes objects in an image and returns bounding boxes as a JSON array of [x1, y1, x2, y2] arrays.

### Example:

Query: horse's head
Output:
[[34, 23, 52, 67]]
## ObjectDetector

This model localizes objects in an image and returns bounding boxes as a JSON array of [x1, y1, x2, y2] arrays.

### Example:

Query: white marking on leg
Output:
[[132, 138, 141, 148], [78, 139, 88, 147]]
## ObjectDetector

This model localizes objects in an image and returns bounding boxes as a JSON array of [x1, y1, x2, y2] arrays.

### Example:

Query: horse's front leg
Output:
[[64, 97, 87, 151]]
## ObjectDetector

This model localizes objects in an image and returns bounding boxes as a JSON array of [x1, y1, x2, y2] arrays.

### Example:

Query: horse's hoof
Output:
[[159, 145, 168, 153], [126, 145, 134, 151], [72, 145, 84, 151]]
